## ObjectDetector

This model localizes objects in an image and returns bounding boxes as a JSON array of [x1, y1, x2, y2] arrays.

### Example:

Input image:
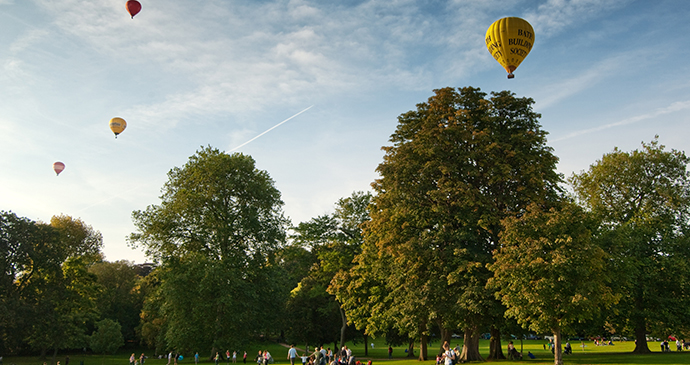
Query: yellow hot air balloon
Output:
[[109, 117, 127, 138], [485, 17, 535, 79]]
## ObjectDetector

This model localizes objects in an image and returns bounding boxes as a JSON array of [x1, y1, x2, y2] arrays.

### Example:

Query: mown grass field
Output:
[[3, 339, 690, 365]]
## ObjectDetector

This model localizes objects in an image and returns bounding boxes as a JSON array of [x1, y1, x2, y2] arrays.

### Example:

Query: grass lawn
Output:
[[3, 339, 689, 365]]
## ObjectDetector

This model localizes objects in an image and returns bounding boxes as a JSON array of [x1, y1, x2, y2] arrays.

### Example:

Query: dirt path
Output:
[[278, 343, 305, 353]]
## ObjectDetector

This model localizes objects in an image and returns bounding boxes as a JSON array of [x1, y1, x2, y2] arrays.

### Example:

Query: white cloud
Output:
[[9, 28, 49, 54]]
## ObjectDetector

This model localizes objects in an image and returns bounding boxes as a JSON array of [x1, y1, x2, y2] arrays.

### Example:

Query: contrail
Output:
[[551, 100, 690, 142], [229, 105, 314, 152], [74, 182, 154, 214]]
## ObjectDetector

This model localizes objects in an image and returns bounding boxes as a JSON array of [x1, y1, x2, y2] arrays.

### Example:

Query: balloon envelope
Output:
[[53, 162, 65, 176], [109, 117, 127, 138], [126, 0, 142, 19], [485, 17, 535, 78]]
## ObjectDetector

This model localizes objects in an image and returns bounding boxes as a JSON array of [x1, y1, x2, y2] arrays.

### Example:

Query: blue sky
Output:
[[1, 0, 689, 263]]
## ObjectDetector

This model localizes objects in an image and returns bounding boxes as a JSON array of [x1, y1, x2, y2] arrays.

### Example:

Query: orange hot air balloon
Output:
[[53, 162, 65, 176], [126, 0, 142, 19], [485, 17, 535, 79]]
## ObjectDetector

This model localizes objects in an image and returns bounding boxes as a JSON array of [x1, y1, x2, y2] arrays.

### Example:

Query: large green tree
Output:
[[0, 212, 102, 359], [0, 211, 60, 354], [26, 217, 102, 362], [286, 191, 371, 349], [130, 146, 290, 356], [489, 202, 618, 365], [570, 139, 690, 353], [336, 87, 562, 362]]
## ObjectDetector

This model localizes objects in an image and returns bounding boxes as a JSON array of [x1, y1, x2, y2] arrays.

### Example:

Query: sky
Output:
[[1, 0, 689, 264]]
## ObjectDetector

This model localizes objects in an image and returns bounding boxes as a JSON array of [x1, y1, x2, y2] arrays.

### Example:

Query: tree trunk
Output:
[[632, 318, 651, 353], [418, 319, 428, 361], [418, 333, 428, 361], [438, 324, 451, 354], [339, 307, 347, 349], [459, 329, 483, 362], [487, 327, 505, 360], [52, 347, 58, 365], [407, 340, 415, 358], [553, 328, 563, 365], [364, 334, 368, 357]]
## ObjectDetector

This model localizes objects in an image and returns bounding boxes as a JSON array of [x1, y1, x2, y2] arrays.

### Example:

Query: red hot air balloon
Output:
[[126, 0, 142, 19], [53, 162, 65, 176]]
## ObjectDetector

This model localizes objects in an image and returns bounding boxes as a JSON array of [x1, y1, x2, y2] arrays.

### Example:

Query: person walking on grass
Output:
[[288, 345, 298, 365]]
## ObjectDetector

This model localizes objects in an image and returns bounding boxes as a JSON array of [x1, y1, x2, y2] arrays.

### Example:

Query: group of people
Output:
[[254, 350, 273, 365], [437, 341, 466, 365], [660, 339, 687, 352], [216, 351, 243, 365], [592, 339, 614, 346], [162, 350, 248, 365], [286, 344, 360, 365], [130, 353, 147, 365]]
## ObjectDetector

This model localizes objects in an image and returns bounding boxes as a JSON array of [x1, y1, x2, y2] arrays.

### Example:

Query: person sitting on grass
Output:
[[507, 341, 521, 360]]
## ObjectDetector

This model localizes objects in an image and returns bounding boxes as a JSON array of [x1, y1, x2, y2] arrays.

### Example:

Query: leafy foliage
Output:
[[130, 146, 290, 354], [334, 87, 562, 361], [286, 191, 372, 347], [89, 260, 146, 343], [1, 211, 103, 357], [90, 319, 124, 355], [569, 138, 690, 353], [489, 202, 618, 364]]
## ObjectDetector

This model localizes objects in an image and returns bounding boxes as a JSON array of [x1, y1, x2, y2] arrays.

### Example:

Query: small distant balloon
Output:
[[126, 0, 142, 19], [53, 162, 65, 176], [109, 117, 127, 138], [485, 17, 535, 79]]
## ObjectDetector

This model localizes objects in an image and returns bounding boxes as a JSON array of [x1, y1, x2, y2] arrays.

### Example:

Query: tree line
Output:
[[2, 87, 689, 365]]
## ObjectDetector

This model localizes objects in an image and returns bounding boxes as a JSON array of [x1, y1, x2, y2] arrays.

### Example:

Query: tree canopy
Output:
[[334, 87, 563, 362], [1, 211, 103, 359], [489, 202, 618, 365], [569, 138, 690, 353], [130, 146, 290, 355]]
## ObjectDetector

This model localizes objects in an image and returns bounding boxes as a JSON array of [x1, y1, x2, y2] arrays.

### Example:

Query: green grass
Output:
[[3, 340, 689, 365]]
